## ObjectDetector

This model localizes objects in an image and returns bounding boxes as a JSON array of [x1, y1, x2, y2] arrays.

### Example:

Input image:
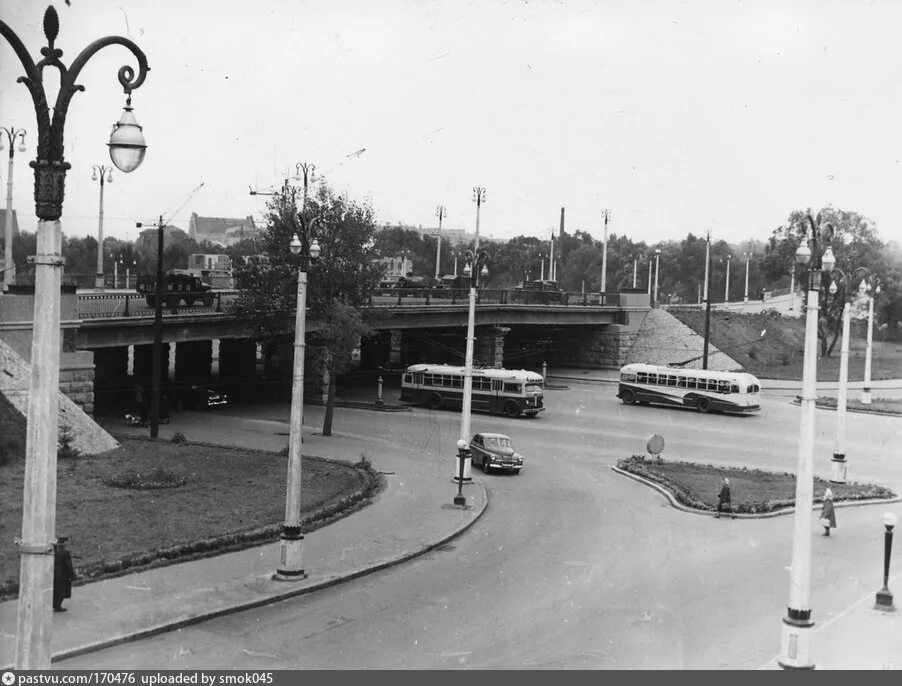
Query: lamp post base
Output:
[[830, 454, 847, 484], [875, 588, 895, 611], [778, 614, 815, 670], [95, 274, 104, 290], [273, 531, 307, 582], [453, 455, 472, 482]]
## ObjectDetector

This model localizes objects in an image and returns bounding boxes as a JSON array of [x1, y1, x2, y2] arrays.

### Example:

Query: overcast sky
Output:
[[2, 0, 901, 250]]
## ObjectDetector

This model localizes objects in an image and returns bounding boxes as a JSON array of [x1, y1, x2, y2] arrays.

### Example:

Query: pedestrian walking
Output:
[[819, 488, 837, 536], [715, 477, 736, 519], [53, 536, 76, 612]]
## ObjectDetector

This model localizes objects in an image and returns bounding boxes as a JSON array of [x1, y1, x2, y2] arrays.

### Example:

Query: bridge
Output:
[[0, 286, 650, 417]]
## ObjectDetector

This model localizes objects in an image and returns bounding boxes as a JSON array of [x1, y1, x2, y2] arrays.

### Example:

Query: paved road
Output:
[[58, 384, 902, 668]]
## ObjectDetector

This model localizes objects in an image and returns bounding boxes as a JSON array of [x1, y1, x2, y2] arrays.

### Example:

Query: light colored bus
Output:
[[400, 364, 545, 418], [617, 363, 761, 414]]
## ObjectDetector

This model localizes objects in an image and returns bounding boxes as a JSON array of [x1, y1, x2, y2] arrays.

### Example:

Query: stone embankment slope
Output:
[[0, 338, 118, 455], [626, 308, 743, 371]]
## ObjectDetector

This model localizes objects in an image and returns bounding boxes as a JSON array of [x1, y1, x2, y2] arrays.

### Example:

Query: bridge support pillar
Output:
[[219, 338, 257, 401], [93, 346, 128, 416], [475, 326, 510, 369], [389, 329, 403, 367], [175, 340, 213, 382], [133, 343, 171, 387]]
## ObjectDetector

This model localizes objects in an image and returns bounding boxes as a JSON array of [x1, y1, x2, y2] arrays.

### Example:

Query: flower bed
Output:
[[616, 455, 896, 514]]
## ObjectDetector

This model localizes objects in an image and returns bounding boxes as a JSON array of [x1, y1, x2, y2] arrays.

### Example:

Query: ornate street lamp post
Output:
[[0, 126, 26, 288], [779, 214, 836, 670], [861, 277, 881, 405], [827, 266, 869, 484], [434, 204, 447, 279], [92, 164, 113, 288], [1, 5, 148, 670], [458, 247, 488, 484], [276, 224, 321, 581]]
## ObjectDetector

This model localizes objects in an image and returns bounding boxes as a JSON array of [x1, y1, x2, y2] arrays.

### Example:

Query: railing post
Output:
[[426, 290, 431, 305], [216, 292, 222, 312], [397, 290, 402, 306], [123, 293, 130, 317]]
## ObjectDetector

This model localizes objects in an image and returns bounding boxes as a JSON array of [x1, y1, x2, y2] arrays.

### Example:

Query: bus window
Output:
[[648, 373, 658, 385], [667, 375, 677, 386], [730, 384, 740, 394], [676, 376, 687, 388], [503, 382, 521, 394], [452, 376, 463, 389], [492, 380, 503, 392], [403, 374, 412, 384], [686, 378, 696, 389], [637, 372, 648, 384], [621, 372, 637, 383], [718, 380, 730, 394]]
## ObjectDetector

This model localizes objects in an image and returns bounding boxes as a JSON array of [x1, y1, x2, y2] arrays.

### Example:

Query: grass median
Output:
[[616, 455, 897, 515], [0, 436, 382, 600]]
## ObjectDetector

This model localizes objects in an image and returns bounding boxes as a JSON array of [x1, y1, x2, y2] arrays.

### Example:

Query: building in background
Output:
[[188, 212, 259, 247]]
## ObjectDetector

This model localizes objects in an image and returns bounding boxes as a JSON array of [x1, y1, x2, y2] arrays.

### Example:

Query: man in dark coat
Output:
[[715, 477, 736, 519], [53, 536, 76, 612]]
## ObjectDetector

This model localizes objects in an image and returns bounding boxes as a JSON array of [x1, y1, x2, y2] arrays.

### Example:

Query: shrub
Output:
[[170, 431, 187, 444], [102, 466, 187, 490], [57, 425, 81, 461]]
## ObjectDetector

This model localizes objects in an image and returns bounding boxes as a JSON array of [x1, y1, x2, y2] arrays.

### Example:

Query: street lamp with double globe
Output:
[[826, 266, 869, 483], [457, 247, 488, 489], [0, 126, 26, 288], [91, 164, 113, 288], [861, 277, 881, 405], [1, 5, 149, 669], [779, 214, 836, 669], [275, 224, 321, 581]]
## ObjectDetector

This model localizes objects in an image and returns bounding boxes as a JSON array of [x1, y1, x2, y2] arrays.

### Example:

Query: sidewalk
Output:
[[0, 404, 487, 668]]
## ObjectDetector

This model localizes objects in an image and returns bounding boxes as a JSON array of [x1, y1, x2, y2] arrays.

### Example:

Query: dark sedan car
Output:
[[469, 432, 523, 474], [180, 384, 229, 411]]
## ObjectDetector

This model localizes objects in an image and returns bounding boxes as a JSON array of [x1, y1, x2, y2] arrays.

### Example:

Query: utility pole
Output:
[[600, 209, 610, 293], [434, 205, 446, 279], [725, 254, 731, 303], [703, 251, 713, 369]]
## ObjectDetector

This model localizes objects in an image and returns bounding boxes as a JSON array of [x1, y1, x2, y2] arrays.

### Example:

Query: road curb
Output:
[[1, 480, 489, 668], [610, 466, 902, 519], [789, 398, 902, 418]]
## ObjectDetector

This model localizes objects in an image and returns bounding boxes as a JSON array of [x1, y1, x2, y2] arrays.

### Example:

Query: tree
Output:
[[231, 178, 383, 435], [767, 207, 889, 357], [312, 300, 372, 436]]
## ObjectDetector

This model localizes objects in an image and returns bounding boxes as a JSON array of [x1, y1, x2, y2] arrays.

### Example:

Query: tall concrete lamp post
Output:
[[779, 214, 835, 670], [861, 277, 881, 405], [1, 5, 149, 669], [827, 266, 869, 484], [724, 253, 731, 303], [92, 164, 113, 288], [459, 248, 488, 449], [653, 248, 661, 307], [0, 126, 26, 289], [435, 204, 447, 279], [743, 251, 751, 303], [275, 225, 321, 581]]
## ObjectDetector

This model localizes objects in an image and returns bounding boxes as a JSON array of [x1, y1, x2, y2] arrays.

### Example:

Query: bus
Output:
[[400, 364, 545, 418], [617, 363, 761, 414]]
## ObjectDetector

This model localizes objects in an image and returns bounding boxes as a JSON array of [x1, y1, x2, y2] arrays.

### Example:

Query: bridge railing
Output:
[[76, 288, 620, 319]]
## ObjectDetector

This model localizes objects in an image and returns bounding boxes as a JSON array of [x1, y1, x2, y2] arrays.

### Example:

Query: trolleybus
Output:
[[400, 364, 545, 417], [617, 363, 761, 414]]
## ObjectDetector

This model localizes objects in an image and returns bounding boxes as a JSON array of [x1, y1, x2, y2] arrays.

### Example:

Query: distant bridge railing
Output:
[[76, 288, 620, 320]]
